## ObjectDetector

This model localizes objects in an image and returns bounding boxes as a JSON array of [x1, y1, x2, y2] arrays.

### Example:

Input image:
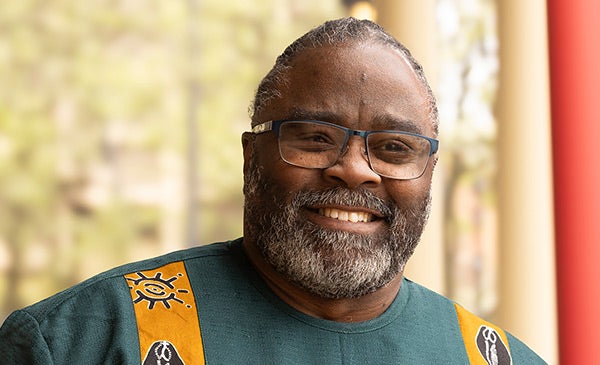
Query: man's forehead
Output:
[[288, 41, 416, 75], [257, 43, 432, 133], [283, 43, 426, 99]]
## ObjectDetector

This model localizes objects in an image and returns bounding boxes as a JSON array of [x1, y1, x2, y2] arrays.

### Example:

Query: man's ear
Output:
[[241, 132, 254, 174]]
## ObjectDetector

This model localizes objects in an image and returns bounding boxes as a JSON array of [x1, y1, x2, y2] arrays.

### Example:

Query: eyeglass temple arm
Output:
[[251, 121, 273, 134], [429, 139, 439, 155]]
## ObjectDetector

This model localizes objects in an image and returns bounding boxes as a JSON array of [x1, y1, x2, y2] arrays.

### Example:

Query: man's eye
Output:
[[301, 134, 330, 143], [290, 133, 338, 150], [372, 139, 412, 153], [383, 141, 411, 152], [369, 138, 418, 164]]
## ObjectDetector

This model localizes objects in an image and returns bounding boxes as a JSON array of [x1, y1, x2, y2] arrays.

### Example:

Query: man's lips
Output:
[[304, 205, 385, 234], [317, 207, 374, 223]]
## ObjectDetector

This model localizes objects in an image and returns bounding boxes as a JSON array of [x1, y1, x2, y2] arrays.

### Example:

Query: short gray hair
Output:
[[250, 17, 439, 135]]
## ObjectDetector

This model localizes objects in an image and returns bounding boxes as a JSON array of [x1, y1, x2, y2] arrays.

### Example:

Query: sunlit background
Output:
[[0, 0, 557, 363]]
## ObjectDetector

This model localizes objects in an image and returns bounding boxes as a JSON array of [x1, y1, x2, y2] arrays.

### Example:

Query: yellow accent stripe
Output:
[[125, 261, 205, 364], [454, 303, 511, 365]]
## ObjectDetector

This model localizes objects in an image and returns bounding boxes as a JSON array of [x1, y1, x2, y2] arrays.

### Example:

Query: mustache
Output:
[[289, 187, 394, 220]]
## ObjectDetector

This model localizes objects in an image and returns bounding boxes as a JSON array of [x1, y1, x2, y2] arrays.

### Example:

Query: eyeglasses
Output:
[[251, 120, 439, 180]]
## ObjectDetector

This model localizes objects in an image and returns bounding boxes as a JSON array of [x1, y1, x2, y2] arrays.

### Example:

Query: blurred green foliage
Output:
[[0, 0, 343, 318]]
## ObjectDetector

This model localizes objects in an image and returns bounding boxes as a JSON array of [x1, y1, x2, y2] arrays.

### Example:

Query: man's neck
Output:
[[242, 239, 403, 323]]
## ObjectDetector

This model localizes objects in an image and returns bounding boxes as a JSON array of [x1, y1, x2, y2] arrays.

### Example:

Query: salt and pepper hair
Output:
[[250, 17, 439, 135]]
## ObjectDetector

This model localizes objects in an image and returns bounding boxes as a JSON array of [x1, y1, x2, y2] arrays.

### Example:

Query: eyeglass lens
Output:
[[277, 121, 432, 179]]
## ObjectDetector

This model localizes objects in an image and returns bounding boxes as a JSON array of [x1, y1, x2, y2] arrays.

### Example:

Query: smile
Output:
[[318, 208, 374, 223]]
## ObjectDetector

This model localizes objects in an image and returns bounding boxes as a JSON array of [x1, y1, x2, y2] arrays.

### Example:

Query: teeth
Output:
[[318, 208, 373, 222]]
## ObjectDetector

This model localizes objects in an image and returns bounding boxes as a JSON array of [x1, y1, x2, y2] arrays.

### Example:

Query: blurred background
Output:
[[0, 0, 557, 362]]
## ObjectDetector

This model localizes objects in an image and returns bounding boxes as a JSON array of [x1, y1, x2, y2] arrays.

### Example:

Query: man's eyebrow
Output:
[[371, 115, 424, 134], [283, 109, 424, 134], [285, 109, 340, 122]]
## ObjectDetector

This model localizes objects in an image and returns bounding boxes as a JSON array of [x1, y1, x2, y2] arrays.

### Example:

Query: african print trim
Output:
[[455, 303, 512, 365], [125, 261, 205, 364]]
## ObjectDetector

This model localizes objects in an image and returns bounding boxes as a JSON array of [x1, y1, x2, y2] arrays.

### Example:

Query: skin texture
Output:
[[242, 42, 437, 322]]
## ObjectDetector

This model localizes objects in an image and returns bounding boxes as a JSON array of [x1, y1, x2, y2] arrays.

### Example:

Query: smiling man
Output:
[[241, 33, 437, 320], [0, 18, 546, 364]]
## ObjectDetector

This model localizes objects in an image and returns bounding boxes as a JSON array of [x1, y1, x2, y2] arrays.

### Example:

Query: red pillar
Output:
[[547, 1, 600, 363]]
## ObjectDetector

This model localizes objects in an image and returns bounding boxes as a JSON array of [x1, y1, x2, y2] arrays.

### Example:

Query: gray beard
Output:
[[243, 157, 431, 299]]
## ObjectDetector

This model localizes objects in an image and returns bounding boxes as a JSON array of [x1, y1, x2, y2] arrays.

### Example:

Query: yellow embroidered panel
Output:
[[454, 303, 512, 365], [125, 261, 205, 365]]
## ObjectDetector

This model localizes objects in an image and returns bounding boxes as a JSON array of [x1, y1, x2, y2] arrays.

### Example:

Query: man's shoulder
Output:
[[114, 238, 240, 275], [401, 277, 455, 309], [17, 239, 241, 322], [402, 278, 547, 364], [0, 239, 245, 362]]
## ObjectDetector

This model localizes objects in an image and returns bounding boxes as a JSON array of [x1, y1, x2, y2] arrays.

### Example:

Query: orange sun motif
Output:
[[127, 271, 191, 309]]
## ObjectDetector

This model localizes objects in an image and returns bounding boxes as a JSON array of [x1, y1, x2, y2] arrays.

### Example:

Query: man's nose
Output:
[[322, 137, 382, 189]]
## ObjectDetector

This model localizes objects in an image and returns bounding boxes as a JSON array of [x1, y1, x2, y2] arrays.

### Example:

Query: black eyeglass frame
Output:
[[251, 119, 439, 179]]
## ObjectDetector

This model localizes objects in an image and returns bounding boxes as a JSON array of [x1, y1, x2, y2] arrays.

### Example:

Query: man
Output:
[[0, 18, 545, 364]]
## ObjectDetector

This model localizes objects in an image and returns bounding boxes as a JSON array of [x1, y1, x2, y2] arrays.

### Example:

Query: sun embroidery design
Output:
[[127, 271, 191, 310]]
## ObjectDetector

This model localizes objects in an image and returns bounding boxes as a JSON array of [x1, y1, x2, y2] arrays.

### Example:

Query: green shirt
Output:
[[0, 238, 546, 364]]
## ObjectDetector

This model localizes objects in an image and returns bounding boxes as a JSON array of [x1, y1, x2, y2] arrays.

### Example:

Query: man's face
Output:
[[243, 42, 436, 299]]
